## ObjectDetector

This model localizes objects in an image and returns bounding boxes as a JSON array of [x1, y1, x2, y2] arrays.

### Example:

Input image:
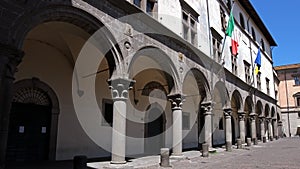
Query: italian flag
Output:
[[226, 11, 238, 56]]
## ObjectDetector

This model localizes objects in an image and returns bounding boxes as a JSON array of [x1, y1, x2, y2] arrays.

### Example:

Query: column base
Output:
[[226, 141, 232, 151], [270, 136, 273, 141], [263, 137, 266, 143], [104, 164, 133, 169], [110, 161, 127, 164]]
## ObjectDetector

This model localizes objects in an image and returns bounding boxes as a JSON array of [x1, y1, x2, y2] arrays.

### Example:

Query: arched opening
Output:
[[255, 101, 263, 140], [212, 81, 229, 147], [6, 78, 59, 162], [144, 104, 166, 155], [244, 96, 253, 139], [127, 47, 177, 156], [182, 68, 210, 149], [231, 90, 242, 144], [11, 18, 119, 162]]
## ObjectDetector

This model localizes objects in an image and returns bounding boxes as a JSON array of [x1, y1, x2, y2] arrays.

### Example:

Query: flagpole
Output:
[[220, 1, 235, 66]]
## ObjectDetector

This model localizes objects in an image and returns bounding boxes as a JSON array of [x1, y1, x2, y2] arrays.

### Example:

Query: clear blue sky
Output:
[[250, 0, 300, 66]]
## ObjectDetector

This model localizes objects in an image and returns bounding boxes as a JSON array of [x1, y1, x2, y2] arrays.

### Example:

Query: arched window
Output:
[[261, 38, 265, 51], [239, 13, 245, 29], [251, 27, 256, 41]]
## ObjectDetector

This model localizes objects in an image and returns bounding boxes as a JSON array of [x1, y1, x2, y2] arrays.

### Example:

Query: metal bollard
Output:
[[237, 139, 242, 149], [263, 137, 266, 143], [160, 148, 171, 167], [246, 138, 251, 147], [202, 143, 209, 157], [73, 155, 87, 169]]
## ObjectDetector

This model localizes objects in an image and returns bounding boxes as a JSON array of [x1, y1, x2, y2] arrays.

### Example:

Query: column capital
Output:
[[201, 101, 212, 114], [238, 114, 245, 121], [168, 93, 185, 110], [259, 116, 265, 123], [108, 77, 135, 101], [223, 107, 232, 117]]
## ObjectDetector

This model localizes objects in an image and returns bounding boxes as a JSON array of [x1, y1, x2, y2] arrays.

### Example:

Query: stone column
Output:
[[201, 101, 212, 147], [108, 77, 134, 164], [238, 112, 246, 144], [223, 108, 232, 151], [249, 114, 257, 143], [0, 44, 23, 168], [168, 94, 185, 157], [273, 118, 278, 139], [267, 118, 273, 141], [259, 117, 265, 141]]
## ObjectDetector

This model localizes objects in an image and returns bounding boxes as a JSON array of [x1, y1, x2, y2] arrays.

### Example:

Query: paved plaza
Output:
[[6, 137, 300, 169]]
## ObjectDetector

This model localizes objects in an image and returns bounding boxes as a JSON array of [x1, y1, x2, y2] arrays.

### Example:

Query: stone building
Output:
[[275, 63, 300, 137], [0, 0, 280, 167]]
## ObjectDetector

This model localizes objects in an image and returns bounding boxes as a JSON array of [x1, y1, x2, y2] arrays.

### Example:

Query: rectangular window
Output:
[[182, 112, 190, 130], [294, 76, 300, 86], [181, 8, 198, 46], [102, 99, 113, 126], [212, 38, 222, 62], [297, 97, 300, 107], [257, 72, 261, 90], [266, 78, 270, 95], [134, 0, 141, 7], [244, 61, 251, 84], [231, 55, 237, 75]]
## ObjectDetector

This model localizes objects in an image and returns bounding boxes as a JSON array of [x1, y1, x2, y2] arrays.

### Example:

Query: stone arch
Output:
[[271, 106, 276, 118], [128, 46, 180, 93], [183, 68, 211, 102], [231, 90, 243, 111], [9, 78, 59, 160], [12, 5, 123, 77], [244, 96, 254, 139], [264, 104, 270, 118], [255, 100, 263, 116]]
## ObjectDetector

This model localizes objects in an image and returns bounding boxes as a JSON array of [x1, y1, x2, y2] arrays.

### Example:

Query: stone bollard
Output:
[[270, 136, 273, 141], [263, 137, 266, 143], [237, 139, 242, 149], [73, 155, 87, 169], [253, 138, 258, 145], [226, 141, 232, 152], [160, 148, 171, 167], [246, 138, 251, 147], [202, 143, 209, 157]]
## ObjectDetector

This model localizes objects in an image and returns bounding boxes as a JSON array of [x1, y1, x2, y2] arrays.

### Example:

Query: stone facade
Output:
[[275, 63, 300, 137], [0, 0, 280, 167]]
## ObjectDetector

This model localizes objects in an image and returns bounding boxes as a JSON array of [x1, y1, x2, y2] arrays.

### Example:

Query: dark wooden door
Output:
[[6, 102, 51, 162]]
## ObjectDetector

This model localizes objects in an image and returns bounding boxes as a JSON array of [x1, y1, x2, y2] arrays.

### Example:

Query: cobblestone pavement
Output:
[[6, 137, 300, 169], [145, 137, 300, 169]]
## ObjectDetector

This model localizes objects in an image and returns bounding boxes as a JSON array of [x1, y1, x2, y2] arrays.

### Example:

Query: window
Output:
[[180, 0, 199, 46], [251, 27, 256, 41], [239, 13, 245, 29], [294, 76, 300, 86], [211, 28, 223, 63], [231, 55, 237, 75], [182, 10, 198, 45], [134, 0, 141, 7], [257, 72, 261, 90], [182, 112, 190, 130], [102, 99, 113, 126], [297, 98, 300, 107], [261, 39, 265, 51], [220, 7, 226, 32], [146, 0, 155, 15], [244, 61, 251, 84], [266, 78, 270, 95], [226, 0, 232, 9]]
